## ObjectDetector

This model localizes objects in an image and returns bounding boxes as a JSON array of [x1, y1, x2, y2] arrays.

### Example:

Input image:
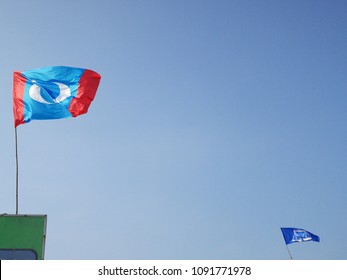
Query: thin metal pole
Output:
[[286, 244, 293, 260], [15, 127, 19, 215]]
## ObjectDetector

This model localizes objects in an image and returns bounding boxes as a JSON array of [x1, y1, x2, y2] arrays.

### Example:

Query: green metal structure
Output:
[[0, 214, 47, 260]]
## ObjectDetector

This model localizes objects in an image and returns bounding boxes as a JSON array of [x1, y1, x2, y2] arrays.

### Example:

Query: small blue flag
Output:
[[281, 227, 320, 245]]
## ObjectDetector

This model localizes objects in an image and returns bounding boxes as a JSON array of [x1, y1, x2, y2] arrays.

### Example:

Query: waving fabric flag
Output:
[[13, 66, 101, 127], [281, 227, 320, 245]]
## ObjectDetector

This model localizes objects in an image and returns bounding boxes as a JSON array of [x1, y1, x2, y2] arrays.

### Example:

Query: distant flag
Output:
[[13, 66, 101, 127], [281, 227, 320, 245]]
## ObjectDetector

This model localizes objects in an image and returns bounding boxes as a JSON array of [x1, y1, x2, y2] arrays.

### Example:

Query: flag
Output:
[[13, 66, 101, 127], [281, 227, 320, 245]]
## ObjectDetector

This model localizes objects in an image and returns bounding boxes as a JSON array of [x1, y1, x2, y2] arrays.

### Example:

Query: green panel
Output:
[[0, 215, 47, 260]]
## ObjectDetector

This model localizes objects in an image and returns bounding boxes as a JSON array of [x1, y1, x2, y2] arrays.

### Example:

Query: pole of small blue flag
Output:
[[15, 127, 19, 215], [286, 244, 293, 260]]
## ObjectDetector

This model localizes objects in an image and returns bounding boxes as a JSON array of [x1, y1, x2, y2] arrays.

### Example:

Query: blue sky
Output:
[[0, 0, 346, 259]]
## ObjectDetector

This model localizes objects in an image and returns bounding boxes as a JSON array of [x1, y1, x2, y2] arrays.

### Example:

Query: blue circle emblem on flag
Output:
[[20, 66, 85, 122]]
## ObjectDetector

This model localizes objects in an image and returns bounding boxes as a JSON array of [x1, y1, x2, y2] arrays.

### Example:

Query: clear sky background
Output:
[[0, 0, 346, 260]]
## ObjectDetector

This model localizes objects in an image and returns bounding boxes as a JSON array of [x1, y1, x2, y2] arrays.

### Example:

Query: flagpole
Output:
[[15, 126, 19, 215], [285, 244, 293, 260]]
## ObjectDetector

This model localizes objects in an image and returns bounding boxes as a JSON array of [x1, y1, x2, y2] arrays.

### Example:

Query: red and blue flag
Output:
[[13, 66, 101, 127]]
